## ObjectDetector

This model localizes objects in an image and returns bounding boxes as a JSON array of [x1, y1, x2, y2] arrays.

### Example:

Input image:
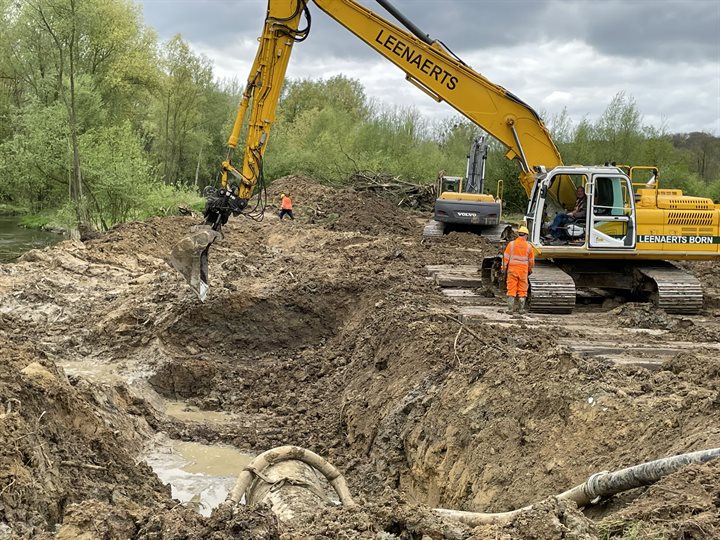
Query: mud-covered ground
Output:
[[0, 175, 719, 539]]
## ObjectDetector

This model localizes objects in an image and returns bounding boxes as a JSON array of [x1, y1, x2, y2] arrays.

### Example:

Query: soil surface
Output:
[[0, 175, 719, 539]]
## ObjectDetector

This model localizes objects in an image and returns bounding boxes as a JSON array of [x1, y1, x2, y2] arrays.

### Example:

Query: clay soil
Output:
[[1, 175, 719, 539]]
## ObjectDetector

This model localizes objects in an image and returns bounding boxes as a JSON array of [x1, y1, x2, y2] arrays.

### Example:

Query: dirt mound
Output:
[[0, 338, 168, 537], [269, 175, 424, 236], [42, 500, 279, 540], [611, 303, 677, 329], [1, 176, 719, 538]]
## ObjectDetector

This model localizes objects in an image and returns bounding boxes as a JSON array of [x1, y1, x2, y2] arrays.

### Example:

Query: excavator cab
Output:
[[438, 176, 461, 194], [528, 166, 637, 250]]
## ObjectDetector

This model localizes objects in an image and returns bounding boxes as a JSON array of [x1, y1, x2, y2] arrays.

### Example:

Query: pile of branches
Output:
[[349, 170, 436, 210]]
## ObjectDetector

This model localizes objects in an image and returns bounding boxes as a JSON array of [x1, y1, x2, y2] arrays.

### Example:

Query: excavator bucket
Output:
[[167, 225, 223, 302]]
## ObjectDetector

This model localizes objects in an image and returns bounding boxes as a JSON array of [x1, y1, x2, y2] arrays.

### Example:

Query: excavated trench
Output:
[[1, 176, 719, 538]]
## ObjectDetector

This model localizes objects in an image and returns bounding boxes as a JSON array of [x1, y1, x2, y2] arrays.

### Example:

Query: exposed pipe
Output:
[[226, 446, 720, 529], [226, 445, 356, 507], [433, 447, 720, 527]]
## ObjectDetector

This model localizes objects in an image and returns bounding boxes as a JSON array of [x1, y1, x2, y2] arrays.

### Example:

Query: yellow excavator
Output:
[[169, 0, 720, 313]]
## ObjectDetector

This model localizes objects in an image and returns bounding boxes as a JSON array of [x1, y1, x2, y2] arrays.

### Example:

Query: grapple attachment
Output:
[[167, 225, 223, 302]]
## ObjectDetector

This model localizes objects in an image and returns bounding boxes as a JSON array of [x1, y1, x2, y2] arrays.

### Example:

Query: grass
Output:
[[503, 212, 526, 225], [18, 211, 64, 231], [597, 519, 668, 540]]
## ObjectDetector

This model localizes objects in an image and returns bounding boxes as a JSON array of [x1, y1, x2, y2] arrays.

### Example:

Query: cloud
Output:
[[139, 0, 720, 134]]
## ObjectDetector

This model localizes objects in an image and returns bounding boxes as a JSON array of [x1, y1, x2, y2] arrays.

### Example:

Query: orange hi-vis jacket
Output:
[[281, 196, 293, 210], [502, 236, 535, 274]]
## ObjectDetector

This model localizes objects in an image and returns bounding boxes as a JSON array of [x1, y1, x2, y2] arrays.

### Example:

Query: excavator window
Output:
[[594, 177, 613, 216], [593, 177, 628, 216]]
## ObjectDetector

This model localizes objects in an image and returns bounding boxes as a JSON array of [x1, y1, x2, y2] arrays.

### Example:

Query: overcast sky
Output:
[[138, 0, 720, 135]]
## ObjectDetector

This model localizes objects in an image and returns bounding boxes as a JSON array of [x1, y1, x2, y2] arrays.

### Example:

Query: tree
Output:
[[672, 132, 720, 183], [0, 0, 159, 232], [278, 75, 368, 124], [149, 35, 215, 185]]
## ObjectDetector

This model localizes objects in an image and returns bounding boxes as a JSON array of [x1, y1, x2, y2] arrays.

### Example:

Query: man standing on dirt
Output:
[[502, 225, 534, 314], [279, 193, 294, 220]]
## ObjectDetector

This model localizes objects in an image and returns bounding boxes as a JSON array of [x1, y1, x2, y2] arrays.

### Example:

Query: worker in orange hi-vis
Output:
[[279, 193, 294, 220], [501, 225, 535, 313]]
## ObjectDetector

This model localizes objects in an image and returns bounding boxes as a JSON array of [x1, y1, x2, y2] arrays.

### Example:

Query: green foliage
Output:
[[278, 76, 369, 124], [265, 76, 464, 186], [79, 122, 155, 228], [0, 2, 718, 232], [135, 183, 205, 219], [0, 100, 70, 212], [146, 35, 217, 186], [0, 202, 28, 215]]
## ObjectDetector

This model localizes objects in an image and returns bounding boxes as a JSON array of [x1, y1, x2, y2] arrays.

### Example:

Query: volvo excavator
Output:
[[168, 0, 720, 314], [423, 136, 509, 240]]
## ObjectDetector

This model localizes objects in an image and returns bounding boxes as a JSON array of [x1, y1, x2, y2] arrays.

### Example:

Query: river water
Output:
[[0, 215, 66, 262]]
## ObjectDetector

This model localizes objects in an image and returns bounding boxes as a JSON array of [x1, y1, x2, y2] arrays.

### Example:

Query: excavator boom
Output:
[[169, 0, 565, 299], [169, 0, 720, 314]]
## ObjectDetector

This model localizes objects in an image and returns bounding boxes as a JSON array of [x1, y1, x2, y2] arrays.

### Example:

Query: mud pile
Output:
[[267, 175, 425, 236], [1, 175, 719, 538], [0, 337, 168, 537]]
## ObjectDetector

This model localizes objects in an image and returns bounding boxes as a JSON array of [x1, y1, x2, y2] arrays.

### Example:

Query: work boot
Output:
[[506, 296, 516, 313], [518, 297, 527, 314]]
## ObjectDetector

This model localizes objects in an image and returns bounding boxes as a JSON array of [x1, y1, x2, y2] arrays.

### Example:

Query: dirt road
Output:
[[0, 176, 718, 539]]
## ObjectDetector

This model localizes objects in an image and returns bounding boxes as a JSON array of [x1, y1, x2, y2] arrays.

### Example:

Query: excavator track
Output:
[[637, 264, 704, 314], [422, 220, 512, 242], [422, 219, 445, 237], [480, 223, 514, 243], [528, 262, 576, 314]]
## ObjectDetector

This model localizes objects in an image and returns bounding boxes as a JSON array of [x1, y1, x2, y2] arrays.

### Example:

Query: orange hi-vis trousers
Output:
[[503, 237, 534, 298], [506, 270, 529, 298]]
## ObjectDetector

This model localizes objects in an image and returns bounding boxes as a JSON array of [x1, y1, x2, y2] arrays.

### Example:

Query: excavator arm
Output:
[[170, 0, 566, 300], [313, 0, 562, 192], [226, 0, 563, 203], [204, 0, 309, 227]]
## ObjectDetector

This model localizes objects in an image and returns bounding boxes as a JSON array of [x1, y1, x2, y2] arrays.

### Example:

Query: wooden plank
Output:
[[441, 288, 498, 305], [441, 288, 481, 298], [457, 306, 587, 329], [434, 273, 484, 287], [425, 264, 481, 275]]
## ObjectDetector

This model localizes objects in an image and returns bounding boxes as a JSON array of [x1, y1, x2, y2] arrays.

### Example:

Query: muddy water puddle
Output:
[[60, 359, 239, 423], [61, 358, 251, 515], [143, 435, 254, 516]]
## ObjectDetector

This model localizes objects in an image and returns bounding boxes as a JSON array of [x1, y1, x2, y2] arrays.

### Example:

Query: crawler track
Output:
[[637, 263, 704, 314], [528, 262, 576, 313]]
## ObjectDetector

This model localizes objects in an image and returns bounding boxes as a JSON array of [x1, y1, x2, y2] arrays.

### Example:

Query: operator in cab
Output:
[[549, 185, 587, 239], [502, 225, 535, 314]]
